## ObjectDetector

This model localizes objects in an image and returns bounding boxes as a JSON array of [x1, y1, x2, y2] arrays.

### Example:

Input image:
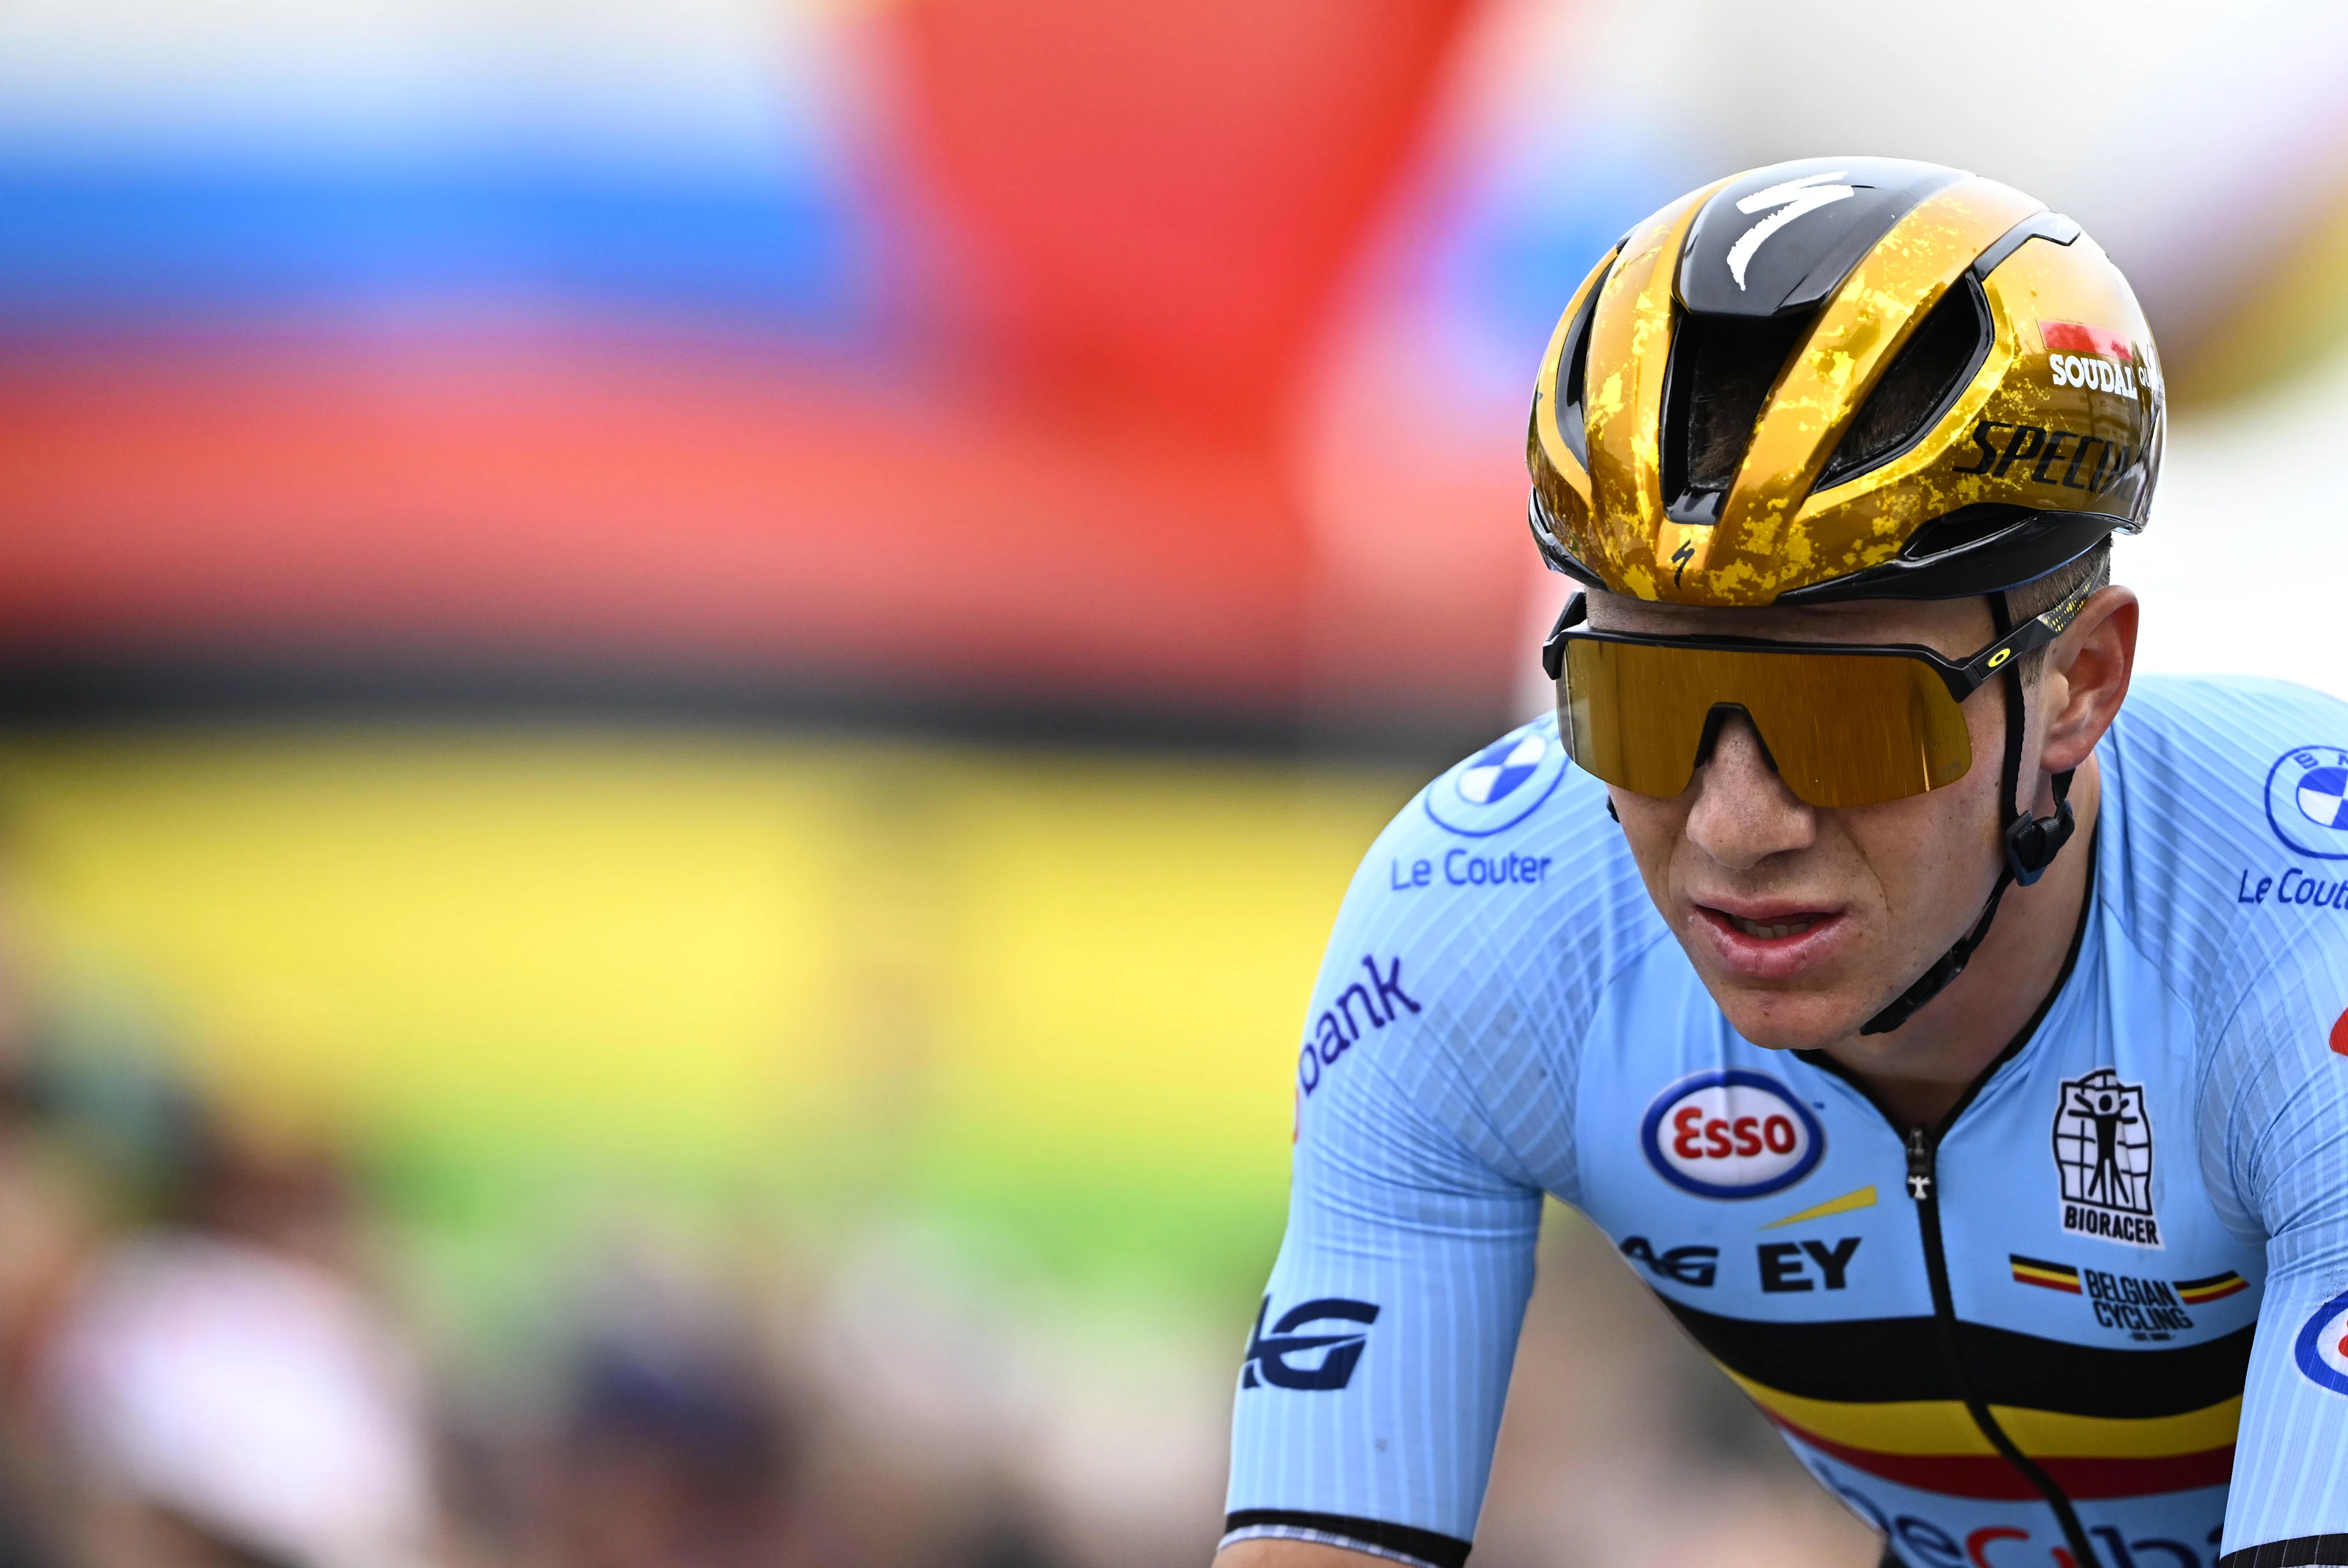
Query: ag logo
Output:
[[1640, 1070, 1823, 1199], [1423, 718, 1567, 837], [2267, 746, 2348, 861], [2052, 1068, 2160, 1248], [1619, 1235, 1719, 1287], [2293, 1287, 2348, 1395], [1240, 1296, 1379, 1391]]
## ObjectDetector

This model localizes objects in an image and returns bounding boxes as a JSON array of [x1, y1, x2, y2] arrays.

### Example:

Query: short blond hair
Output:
[[2006, 541, 2112, 682]]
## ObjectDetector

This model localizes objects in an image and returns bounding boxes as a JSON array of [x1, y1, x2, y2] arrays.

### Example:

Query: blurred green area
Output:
[[1, 728, 1423, 1346]]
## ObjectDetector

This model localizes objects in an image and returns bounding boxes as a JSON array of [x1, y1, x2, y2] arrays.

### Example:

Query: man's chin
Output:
[[1700, 979, 1881, 1053]]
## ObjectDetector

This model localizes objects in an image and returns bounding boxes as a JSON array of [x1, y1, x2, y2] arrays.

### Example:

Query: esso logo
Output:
[[1640, 1070, 1825, 1199], [2293, 1288, 2348, 1396]]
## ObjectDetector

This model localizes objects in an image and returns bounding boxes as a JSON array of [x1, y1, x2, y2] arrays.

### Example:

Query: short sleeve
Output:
[[2203, 930, 2348, 1559], [1220, 849, 1553, 1565]]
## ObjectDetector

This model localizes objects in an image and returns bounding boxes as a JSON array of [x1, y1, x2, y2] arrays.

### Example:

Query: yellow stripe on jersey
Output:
[[1720, 1366, 2243, 1459]]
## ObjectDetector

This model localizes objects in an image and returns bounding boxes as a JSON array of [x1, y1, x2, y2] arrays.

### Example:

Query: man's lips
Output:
[[1689, 899, 1851, 979], [1722, 911, 1818, 940]]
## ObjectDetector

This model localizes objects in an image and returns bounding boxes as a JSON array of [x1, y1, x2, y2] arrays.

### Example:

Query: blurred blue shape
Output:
[[1438, 127, 1695, 382], [0, 151, 879, 337]]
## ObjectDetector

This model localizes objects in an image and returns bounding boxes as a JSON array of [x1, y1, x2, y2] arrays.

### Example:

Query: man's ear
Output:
[[2039, 585, 2138, 776]]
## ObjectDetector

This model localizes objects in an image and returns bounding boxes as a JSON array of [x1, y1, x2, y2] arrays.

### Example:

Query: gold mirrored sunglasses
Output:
[[1540, 586, 2092, 809]]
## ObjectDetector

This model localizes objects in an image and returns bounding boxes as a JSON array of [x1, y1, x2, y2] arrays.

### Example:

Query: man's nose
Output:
[[1683, 712, 1817, 872]]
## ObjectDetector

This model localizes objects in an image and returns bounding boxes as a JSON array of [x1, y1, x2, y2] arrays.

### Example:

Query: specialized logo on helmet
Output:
[[1726, 171, 1855, 291], [1640, 1070, 1824, 1199], [1423, 718, 1567, 837], [2267, 746, 2348, 861], [2293, 1287, 2348, 1396]]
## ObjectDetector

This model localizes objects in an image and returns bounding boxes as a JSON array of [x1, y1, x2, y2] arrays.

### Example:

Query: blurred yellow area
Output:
[[2168, 172, 2348, 407], [0, 729, 1417, 1300]]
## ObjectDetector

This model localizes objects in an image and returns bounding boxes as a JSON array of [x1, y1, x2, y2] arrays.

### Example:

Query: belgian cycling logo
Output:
[[2007, 1254, 2217, 1341], [2051, 1068, 2160, 1248], [1423, 717, 1567, 837], [1640, 1070, 1824, 1199], [2265, 745, 2348, 861], [2292, 1287, 2348, 1396], [1240, 1296, 1379, 1391]]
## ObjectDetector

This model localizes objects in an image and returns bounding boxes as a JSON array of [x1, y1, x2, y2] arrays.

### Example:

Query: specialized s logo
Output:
[[1725, 171, 1854, 290], [1641, 1070, 1825, 1199], [1423, 718, 1567, 837], [1240, 1296, 1379, 1391], [2051, 1069, 2160, 1248], [2264, 745, 2348, 861]]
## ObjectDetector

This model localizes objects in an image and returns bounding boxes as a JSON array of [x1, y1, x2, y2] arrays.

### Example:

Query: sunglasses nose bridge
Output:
[[1693, 702, 1782, 781]]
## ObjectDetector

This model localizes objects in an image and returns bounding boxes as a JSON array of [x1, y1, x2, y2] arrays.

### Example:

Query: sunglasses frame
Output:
[[1540, 583, 2095, 696]]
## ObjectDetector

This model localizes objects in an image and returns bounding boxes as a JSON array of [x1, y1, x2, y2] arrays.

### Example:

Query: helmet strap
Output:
[[1859, 595, 2077, 1037]]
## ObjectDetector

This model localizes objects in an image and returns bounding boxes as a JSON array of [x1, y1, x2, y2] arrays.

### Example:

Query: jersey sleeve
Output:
[[2203, 928, 2348, 1562], [1220, 820, 1563, 1567]]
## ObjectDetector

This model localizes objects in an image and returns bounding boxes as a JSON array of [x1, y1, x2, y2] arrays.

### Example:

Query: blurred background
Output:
[[3, 1, 2347, 1564]]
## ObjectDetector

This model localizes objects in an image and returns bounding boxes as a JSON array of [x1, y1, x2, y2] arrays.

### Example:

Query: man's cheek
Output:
[[1845, 794, 1989, 923], [1609, 793, 1686, 876]]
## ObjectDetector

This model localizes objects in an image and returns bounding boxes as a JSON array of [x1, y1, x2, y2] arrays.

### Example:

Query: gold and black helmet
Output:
[[1526, 157, 2163, 605]]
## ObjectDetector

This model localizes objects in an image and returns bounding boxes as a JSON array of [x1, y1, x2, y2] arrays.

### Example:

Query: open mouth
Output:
[[1724, 912, 1821, 940], [1691, 902, 1847, 977]]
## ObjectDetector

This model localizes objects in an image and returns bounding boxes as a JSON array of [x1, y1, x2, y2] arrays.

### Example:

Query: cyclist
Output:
[[1216, 158, 2348, 1568]]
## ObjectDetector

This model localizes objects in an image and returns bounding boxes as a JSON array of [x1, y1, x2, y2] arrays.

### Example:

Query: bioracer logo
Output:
[[2051, 1068, 2160, 1248], [1640, 1070, 1824, 1199]]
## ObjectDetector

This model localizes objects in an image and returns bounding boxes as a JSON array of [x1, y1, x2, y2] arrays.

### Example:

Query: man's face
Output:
[[1581, 589, 2024, 1051]]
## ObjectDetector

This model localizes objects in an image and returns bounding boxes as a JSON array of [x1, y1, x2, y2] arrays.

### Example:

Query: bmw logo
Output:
[[2265, 745, 2348, 861], [1423, 717, 1568, 837]]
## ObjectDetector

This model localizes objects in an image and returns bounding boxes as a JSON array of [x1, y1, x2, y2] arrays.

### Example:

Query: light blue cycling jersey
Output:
[[1224, 675, 2348, 1568]]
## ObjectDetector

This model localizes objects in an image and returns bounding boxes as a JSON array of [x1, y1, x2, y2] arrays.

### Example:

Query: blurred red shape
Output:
[[891, 0, 1475, 431], [0, 343, 1308, 709]]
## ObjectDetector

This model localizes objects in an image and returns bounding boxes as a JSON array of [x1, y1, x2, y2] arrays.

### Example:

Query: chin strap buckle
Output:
[[2003, 768, 2077, 888]]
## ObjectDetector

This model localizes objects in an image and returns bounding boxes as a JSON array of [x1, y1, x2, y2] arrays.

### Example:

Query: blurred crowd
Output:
[[0, 806, 1881, 1568], [0, 871, 1098, 1568]]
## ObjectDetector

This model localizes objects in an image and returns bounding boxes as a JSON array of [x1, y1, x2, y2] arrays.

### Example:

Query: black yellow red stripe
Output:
[[1654, 1297, 2253, 1501], [1762, 1407, 2234, 1500], [1716, 1367, 2242, 1499], [2176, 1271, 2250, 1306], [2011, 1254, 2083, 1294]]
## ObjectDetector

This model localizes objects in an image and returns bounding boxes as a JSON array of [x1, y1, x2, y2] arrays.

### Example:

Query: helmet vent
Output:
[[1552, 266, 1608, 468], [1815, 277, 1993, 490], [1659, 308, 1812, 525], [1900, 501, 2029, 560]]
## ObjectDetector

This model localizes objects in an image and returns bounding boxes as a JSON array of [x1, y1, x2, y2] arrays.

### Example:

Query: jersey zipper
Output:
[[1797, 831, 2104, 1568], [1903, 1116, 2100, 1568]]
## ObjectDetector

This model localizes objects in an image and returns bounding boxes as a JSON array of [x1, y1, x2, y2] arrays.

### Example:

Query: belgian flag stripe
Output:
[[1653, 1296, 2256, 1415], [2174, 1272, 2250, 1305], [2011, 1255, 2083, 1293]]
